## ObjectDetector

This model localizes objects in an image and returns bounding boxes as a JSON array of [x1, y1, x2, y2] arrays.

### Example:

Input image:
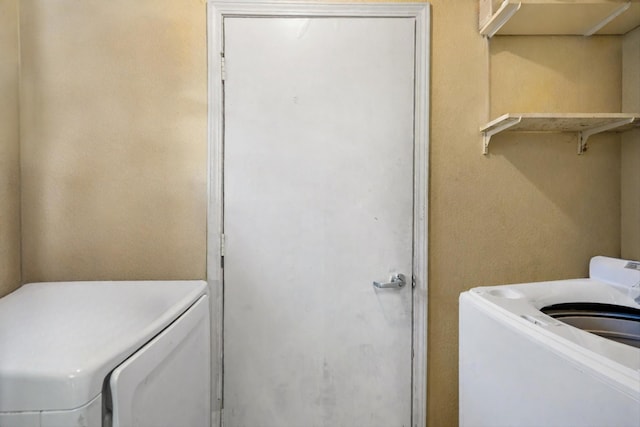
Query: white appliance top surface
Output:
[[0, 280, 207, 412], [465, 257, 640, 394]]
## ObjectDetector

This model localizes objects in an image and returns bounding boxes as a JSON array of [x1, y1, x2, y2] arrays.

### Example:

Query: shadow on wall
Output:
[[489, 36, 622, 114], [485, 132, 621, 277]]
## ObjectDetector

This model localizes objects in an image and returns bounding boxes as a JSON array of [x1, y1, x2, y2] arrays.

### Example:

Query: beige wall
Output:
[[19, 0, 208, 282], [0, 0, 21, 297], [429, 2, 622, 425], [622, 27, 640, 261]]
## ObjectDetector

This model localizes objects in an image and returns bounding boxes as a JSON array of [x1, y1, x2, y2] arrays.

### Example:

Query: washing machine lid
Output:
[[465, 257, 640, 394], [0, 280, 207, 412]]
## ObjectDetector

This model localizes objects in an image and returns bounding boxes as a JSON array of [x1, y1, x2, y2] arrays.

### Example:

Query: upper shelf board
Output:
[[480, 0, 640, 37], [480, 113, 640, 154]]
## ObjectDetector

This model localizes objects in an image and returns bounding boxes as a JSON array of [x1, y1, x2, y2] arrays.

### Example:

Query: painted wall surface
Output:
[[428, 2, 622, 425], [0, 0, 21, 297], [19, 0, 208, 282], [622, 27, 640, 261]]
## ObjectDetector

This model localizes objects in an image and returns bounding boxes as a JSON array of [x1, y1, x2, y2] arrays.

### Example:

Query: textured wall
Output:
[[622, 27, 640, 261], [19, 0, 208, 282], [428, 2, 622, 425], [0, 0, 21, 297]]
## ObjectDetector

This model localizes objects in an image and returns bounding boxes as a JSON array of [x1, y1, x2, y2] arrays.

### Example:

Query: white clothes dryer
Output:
[[460, 256, 640, 427], [0, 281, 210, 427]]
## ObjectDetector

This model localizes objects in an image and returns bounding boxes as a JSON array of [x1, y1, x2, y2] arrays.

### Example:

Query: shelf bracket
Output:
[[577, 118, 635, 154], [480, 1, 522, 38], [584, 2, 631, 36], [482, 116, 522, 155]]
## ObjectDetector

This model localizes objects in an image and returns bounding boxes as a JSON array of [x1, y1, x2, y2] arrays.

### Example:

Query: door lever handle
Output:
[[373, 273, 406, 289]]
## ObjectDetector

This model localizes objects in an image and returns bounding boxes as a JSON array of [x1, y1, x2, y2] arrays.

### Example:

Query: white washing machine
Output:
[[0, 280, 210, 427], [460, 256, 640, 427]]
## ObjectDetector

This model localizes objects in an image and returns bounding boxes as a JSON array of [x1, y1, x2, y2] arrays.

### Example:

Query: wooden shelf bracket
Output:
[[480, 1, 521, 37], [577, 117, 636, 154], [584, 2, 631, 36], [482, 116, 522, 155]]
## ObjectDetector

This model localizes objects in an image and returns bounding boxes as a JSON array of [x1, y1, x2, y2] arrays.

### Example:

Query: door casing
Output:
[[206, 2, 430, 426]]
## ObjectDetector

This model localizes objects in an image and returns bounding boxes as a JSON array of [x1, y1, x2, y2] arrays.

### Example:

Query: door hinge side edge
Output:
[[220, 52, 226, 81]]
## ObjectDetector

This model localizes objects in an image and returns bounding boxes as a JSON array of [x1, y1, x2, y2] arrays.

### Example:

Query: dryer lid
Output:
[[0, 280, 207, 412]]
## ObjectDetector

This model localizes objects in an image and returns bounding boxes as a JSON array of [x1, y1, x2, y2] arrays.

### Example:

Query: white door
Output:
[[216, 6, 428, 427]]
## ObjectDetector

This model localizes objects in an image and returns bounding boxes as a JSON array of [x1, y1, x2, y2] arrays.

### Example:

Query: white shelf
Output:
[[480, 113, 640, 154], [480, 0, 640, 37]]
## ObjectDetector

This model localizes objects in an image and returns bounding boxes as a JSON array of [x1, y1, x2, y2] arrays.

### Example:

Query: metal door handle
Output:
[[373, 273, 406, 289]]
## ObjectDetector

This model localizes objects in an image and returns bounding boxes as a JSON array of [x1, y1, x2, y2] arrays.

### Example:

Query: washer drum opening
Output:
[[541, 303, 640, 349]]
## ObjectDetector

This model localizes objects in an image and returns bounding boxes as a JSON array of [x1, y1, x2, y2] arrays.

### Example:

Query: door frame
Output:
[[206, 2, 430, 426]]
